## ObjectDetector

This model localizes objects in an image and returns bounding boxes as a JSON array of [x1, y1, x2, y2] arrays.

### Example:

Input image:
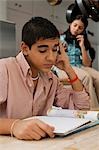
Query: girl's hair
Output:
[[22, 17, 60, 49], [71, 15, 88, 29], [62, 15, 95, 61]]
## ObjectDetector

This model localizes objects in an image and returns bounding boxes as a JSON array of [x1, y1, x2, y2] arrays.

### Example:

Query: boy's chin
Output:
[[41, 68, 51, 73]]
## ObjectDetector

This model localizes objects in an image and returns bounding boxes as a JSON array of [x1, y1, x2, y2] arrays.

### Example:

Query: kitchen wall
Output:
[[6, 0, 99, 70]]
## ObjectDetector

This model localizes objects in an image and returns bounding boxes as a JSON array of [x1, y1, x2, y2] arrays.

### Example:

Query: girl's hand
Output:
[[76, 35, 84, 48], [76, 35, 91, 66], [12, 119, 55, 140]]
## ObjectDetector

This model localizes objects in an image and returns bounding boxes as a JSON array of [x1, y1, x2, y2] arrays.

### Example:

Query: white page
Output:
[[48, 106, 99, 121]]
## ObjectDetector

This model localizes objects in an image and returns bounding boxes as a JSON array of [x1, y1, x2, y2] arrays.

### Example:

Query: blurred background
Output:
[[0, 0, 99, 70]]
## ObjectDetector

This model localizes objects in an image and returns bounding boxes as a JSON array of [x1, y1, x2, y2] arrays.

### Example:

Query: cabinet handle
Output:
[[14, 3, 22, 8], [15, 3, 18, 6], [19, 4, 22, 7]]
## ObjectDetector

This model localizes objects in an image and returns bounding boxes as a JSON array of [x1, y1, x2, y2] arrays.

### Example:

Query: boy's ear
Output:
[[20, 42, 29, 56]]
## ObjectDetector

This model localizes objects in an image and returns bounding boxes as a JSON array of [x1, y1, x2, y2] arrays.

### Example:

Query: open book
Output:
[[26, 107, 99, 136], [47, 106, 99, 121]]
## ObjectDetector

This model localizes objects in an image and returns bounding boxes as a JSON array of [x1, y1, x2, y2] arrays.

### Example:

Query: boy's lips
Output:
[[44, 64, 53, 68]]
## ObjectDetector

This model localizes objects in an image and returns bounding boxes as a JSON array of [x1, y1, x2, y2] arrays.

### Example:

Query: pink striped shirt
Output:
[[0, 52, 90, 119]]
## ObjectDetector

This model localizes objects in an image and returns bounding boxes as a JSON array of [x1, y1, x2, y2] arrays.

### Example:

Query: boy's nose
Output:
[[46, 51, 56, 62]]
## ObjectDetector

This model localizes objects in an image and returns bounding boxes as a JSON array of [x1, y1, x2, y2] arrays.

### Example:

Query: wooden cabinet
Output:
[[32, 0, 68, 33], [7, 0, 33, 51], [0, 20, 16, 58], [48, 3, 67, 32], [7, 9, 32, 51], [7, 0, 33, 14]]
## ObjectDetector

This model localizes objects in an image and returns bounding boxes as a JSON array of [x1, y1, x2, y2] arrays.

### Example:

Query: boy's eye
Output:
[[39, 50, 46, 53], [38, 47, 58, 53], [38, 48, 48, 53]]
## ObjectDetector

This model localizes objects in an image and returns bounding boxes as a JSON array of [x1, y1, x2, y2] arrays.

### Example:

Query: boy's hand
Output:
[[12, 119, 55, 140], [56, 42, 71, 71]]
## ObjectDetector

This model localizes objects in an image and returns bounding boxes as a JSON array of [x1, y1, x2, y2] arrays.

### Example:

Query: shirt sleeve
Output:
[[54, 78, 90, 110], [0, 60, 8, 104]]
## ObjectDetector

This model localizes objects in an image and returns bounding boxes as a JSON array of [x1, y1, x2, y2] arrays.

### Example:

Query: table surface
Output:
[[0, 125, 99, 150]]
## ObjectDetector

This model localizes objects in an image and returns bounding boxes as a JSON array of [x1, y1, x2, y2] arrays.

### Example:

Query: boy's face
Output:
[[22, 38, 59, 73]]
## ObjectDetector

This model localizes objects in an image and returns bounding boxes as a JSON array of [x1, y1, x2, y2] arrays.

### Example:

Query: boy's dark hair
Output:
[[22, 17, 60, 49]]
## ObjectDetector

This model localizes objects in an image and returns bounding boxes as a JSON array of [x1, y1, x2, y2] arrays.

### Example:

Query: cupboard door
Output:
[[7, 9, 32, 50], [7, 0, 33, 14]]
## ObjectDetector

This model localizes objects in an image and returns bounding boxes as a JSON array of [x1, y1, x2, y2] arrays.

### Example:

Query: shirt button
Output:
[[29, 84, 32, 87]]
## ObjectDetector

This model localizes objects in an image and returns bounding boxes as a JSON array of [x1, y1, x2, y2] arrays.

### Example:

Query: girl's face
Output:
[[70, 19, 85, 36], [21, 38, 59, 74]]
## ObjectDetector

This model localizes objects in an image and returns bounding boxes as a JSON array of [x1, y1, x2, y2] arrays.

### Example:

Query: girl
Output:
[[57, 15, 99, 108]]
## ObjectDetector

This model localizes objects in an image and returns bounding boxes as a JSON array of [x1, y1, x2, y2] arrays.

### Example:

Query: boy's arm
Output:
[[0, 119, 15, 135], [0, 118, 55, 140], [56, 42, 83, 91]]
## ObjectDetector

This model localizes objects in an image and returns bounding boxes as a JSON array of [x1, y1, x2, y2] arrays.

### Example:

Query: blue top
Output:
[[60, 35, 82, 68]]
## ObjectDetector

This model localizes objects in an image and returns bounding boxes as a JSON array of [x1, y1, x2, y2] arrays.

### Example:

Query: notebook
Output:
[[25, 107, 99, 136]]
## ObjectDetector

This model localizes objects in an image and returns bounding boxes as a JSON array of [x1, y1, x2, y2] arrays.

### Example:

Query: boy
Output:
[[0, 17, 90, 140]]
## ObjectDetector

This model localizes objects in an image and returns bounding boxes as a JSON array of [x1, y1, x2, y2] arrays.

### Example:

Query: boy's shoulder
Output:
[[0, 56, 16, 69], [0, 56, 15, 62]]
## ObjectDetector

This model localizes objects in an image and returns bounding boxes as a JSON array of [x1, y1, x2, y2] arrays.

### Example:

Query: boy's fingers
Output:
[[59, 42, 67, 54], [37, 120, 55, 138]]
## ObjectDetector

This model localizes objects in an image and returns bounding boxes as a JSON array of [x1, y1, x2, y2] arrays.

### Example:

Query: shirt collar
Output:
[[16, 52, 30, 77]]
